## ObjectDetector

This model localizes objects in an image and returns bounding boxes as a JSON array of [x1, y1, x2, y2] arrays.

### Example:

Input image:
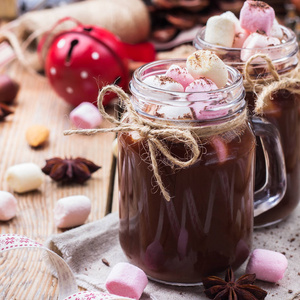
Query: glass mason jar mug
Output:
[[194, 25, 299, 227], [117, 59, 286, 284]]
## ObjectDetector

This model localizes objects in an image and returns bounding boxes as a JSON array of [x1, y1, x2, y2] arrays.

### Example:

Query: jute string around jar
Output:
[[243, 53, 300, 115], [64, 85, 247, 202]]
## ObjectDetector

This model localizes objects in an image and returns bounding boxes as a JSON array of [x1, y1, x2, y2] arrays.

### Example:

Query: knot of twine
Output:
[[243, 53, 300, 114], [64, 85, 247, 201]]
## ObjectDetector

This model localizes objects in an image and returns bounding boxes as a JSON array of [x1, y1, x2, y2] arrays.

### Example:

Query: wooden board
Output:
[[0, 62, 118, 299]]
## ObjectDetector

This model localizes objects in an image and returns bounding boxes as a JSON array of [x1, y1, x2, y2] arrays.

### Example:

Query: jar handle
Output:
[[251, 116, 287, 217]]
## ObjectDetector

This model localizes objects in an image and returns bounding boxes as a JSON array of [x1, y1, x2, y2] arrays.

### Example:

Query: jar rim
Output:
[[129, 58, 246, 123], [131, 58, 243, 100], [194, 25, 297, 54]]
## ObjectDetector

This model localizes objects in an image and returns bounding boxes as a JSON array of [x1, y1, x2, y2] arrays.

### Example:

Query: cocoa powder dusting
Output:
[[256, 30, 266, 35], [156, 111, 165, 118], [158, 76, 178, 86], [181, 113, 193, 120], [172, 66, 182, 75], [202, 77, 214, 86], [193, 53, 202, 68], [249, 1, 271, 11]]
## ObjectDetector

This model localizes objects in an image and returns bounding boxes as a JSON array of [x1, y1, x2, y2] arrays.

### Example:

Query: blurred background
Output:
[[1, 0, 299, 49]]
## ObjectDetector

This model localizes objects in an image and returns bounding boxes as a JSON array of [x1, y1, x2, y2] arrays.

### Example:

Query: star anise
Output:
[[203, 268, 267, 300], [42, 157, 101, 184], [0, 103, 13, 121]]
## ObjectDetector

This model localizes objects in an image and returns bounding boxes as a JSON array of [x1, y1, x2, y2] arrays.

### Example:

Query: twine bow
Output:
[[64, 85, 201, 201], [64, 85, 247, 201], [243, 53, 300, 114]]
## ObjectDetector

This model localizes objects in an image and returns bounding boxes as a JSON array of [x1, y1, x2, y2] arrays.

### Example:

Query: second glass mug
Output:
[[117, 59, 286, 284], [194, 25, 299, 227]]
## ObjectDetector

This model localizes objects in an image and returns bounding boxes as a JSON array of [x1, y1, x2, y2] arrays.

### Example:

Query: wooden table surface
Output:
[[0, 61, 118, 299]]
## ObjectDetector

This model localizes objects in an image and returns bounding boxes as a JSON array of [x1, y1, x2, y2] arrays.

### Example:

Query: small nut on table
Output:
[[26, 125, 50, 147]]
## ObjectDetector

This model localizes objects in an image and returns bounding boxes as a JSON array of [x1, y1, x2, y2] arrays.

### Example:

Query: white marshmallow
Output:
[[0, 191, 17, 221], [165, 64, 194, 89], [186, 50, 228, 88], [204, 15, 236, 47], [143, 75, 184, 92], [270, 19, 284, 40], [186, 78, 227, 120], [241, 32, 281, 61], [156, 105, 193, 120], [54, 195, 91, 228], [221, 11, 250, 48], [5, 163, 43, 193], [210, 136, 228, 163], [221, 11, 241, 31]]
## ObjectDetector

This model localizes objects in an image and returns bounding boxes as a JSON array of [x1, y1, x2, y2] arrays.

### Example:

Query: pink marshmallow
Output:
[[241, 32, 281, 61], [0, 191, 17, 221], [221, 11, 241, 32], [165, 64, 195, 89], [239, 1, 275, 35], [186, 78, 218, 100], [143, 75, 184, 92], [191, 102, 228, 121], [246, 249, 288, 283], [70, 102, 103, 129], [186, 78, 227, 120], [66, 291, 134, 299], [145, 240, 165, 271], [233, 28, 250, 48], [105, 262, 148, 300], [177, 228, 188, 260], [210, 136, 228, 163], [54, 195, 91, 228]]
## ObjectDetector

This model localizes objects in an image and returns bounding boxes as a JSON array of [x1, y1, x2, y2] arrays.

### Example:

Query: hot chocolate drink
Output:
[[194, 1, 299, 226], [117, 52, 286, 283], [119, 127, 255, 282], [248, 90, 300, 226]]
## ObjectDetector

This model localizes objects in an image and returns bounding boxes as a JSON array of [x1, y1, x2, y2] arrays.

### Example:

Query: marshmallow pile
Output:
[[141, 49, 230, 163], [145, 50, 227, 92], [204, 1, 284, 61], [143, 50, 228, 121]]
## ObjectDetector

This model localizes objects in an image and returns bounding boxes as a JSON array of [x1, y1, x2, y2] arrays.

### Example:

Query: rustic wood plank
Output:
[[0, 62, 118, 299]]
